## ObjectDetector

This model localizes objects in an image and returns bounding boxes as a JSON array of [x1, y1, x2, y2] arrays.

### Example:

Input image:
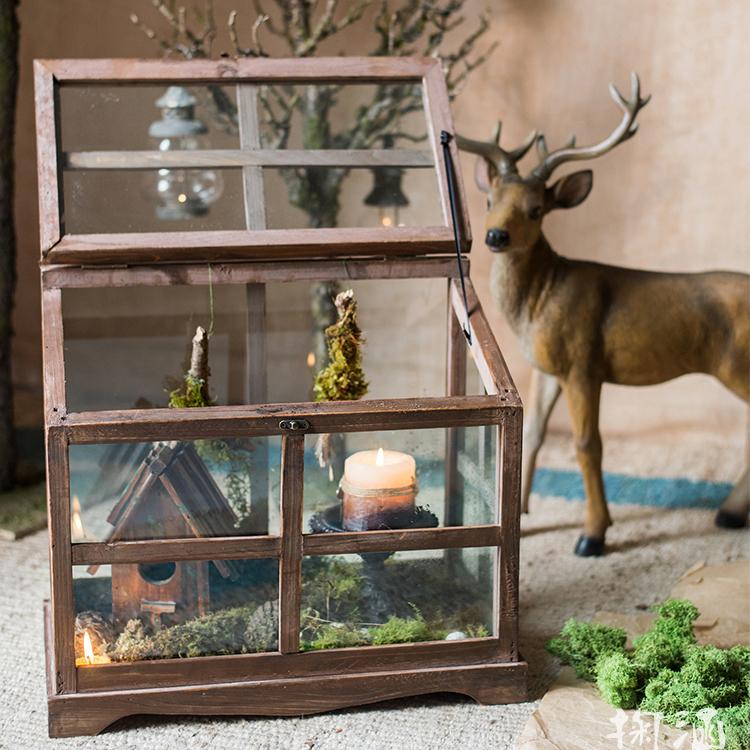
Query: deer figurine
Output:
[[458, 73, 750, 556]]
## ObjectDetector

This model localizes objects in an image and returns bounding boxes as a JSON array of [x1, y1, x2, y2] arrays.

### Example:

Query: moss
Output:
[[640, 645, 750, 725], [304, 623, 370, 651], [632, 599, 698, 677], [546, 618, 628, 681], [370, 613, 442, 646], [301, 555, 365, 623], [548, 600, 750, 745], [112, 606, 256, 661], [596, 652, 640, 709], [313, 289, 368, 403], [168, 373, 213, 409]]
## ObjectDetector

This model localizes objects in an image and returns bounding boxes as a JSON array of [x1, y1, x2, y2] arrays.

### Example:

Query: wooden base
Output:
[[46, 603, 526, 738], [47, 660, 527, 737]]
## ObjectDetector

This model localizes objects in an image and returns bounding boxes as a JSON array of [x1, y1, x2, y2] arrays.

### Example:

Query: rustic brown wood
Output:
[[46, 426, 76, 694], [41, 287, 66, 420], [497, 409, 522, 660], [61, 395, 506, 444], [278, 434, 304, 654], [422, 60, 472, 246], [451, 278, 520, 401], [75, 636, 503, 693], [43, 226, 456, 266], [42, 256, 468, 290], [303, 524, 500, 555], [38, 56, 525, 739], [33, 61, 60, 254], [41, 56, 437, 83], [71, 535, 281, 566], [35, 56, 476, 265], [50, 660, 527, 737], [64, 148, 434, 170]]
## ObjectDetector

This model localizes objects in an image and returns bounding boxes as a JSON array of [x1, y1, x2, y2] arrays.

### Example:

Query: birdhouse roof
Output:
[[93, 442, 241, 579]]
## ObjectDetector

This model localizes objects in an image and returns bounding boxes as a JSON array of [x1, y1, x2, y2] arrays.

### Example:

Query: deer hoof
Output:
[[574, 535, 605, 557], [715, 510, 747, 529]]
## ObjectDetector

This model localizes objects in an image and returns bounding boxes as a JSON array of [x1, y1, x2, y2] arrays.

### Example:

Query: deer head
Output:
[[458, 73, 650, 253]]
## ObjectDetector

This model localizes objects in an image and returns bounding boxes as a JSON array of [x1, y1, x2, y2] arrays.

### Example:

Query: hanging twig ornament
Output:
[[168, 325, 212, 408], [313, 289, 369, 470]]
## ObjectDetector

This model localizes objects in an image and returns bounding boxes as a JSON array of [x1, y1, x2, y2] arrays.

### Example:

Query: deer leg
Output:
[[521, 369, 561, 513], [562, 374, 611, 557], [716, 406, 750, 528]]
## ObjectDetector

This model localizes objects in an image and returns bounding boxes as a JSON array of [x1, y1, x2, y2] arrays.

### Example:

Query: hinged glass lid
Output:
[[35, 57, 471, 265]]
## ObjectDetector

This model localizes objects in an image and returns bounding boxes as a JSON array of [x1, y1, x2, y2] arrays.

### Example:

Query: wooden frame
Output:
[[34, 57, 471, 264], [37, 58, 524, 738]]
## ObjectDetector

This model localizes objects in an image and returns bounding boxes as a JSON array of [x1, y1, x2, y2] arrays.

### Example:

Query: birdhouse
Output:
[[35, 57, 526, 738], [86, 443, 240, 628]]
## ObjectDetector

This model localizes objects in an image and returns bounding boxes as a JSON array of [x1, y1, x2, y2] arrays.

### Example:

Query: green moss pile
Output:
[[547, 599, 750, 750], [112, 603, 272, 661]]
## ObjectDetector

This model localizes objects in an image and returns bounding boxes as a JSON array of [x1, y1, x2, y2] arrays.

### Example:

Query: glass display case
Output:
[[36, 56, 526, 738]]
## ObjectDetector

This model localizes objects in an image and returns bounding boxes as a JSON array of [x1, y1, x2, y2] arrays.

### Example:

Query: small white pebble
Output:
[[445, 631, 466, 641]]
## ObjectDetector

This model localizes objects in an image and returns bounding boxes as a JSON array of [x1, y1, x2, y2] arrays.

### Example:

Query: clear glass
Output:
[[299, 548, 494, 650], [302, 425, 497, 534], [73, 558, 279, 663], [62, 278, 481, 412], [59, 83, 426, 151], [58, 82, 442, 233], [69, 437, 281, 542]]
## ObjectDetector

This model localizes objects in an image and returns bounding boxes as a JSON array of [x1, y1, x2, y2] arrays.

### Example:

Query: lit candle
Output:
[[341, 448, 417, 531], [75, 630, 111, 667]]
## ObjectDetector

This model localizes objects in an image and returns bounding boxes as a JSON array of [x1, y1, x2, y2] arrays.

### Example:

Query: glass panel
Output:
[[73, 558, 279, 663], [59, 83, 427, 151], [58, 82, 441, 234], [62, 278, 485, 411], [303, 425, 497, 533], [300, 548, 494, 650], [63, 169, 246, 234], [69, 438, 281, 541]]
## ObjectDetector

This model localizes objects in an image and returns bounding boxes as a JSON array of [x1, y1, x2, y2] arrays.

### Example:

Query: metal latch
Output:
[[279, 419, 310, 431]]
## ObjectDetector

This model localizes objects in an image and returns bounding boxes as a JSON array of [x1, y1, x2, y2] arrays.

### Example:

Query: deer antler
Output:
[[457, 121, 537, 177], [532, 72, 651, 181]]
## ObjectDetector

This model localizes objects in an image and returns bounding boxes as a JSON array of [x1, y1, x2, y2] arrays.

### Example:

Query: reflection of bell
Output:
[[147, 86, 224, 220], [364, 135, 409, 227]]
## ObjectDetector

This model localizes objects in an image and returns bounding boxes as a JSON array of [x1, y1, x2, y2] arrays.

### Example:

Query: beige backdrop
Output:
[[13, 0, 750, 448]]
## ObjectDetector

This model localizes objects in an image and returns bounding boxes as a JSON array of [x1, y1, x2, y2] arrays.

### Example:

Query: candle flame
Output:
[[71, 496, 85, 540], [376, 447, 385, 467], [83, 630, 94, 665], [306, 351, 316, 368]]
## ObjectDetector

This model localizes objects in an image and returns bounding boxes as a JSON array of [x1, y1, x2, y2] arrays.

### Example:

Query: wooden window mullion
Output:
[[278, 434, 305, 654]]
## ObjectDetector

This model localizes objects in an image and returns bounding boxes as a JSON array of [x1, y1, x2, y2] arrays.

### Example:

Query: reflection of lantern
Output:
[[147, 86, 223, 220], [364, 135, 409, 227]]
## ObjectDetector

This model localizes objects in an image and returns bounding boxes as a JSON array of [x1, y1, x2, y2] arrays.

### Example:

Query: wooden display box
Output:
[[35, 56, 526, 738]]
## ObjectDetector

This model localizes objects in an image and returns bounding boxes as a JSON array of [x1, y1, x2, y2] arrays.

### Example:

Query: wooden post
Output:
[[497, 409, 522, 660], [46, 427, 76, 693], [278, 434, 304, 654], [237, 84, 270, 533]]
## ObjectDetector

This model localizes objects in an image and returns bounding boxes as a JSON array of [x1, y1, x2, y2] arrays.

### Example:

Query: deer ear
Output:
[[474, 157, 497, 193], [547, 170, 593, 210]]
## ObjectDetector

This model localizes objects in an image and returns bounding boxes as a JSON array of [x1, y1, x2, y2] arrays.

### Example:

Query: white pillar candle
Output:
[[344, 448, 416, 490], [341, 448, 417, 531]]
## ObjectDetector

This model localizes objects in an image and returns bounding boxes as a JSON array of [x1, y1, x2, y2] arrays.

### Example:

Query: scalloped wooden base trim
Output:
[[47, 659, 528, 737]]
